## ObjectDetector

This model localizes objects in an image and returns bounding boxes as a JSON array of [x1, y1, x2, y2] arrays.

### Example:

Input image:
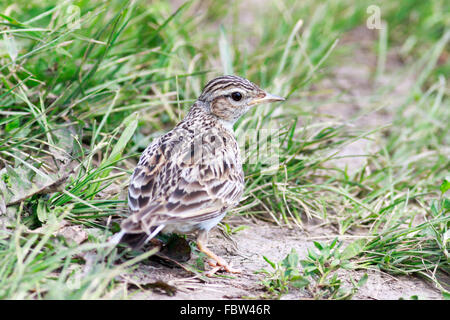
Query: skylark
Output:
[[113, 75, 285, 274]]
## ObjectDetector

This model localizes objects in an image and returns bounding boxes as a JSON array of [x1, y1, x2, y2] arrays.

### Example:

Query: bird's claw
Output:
[[206, 259, 241, 276]]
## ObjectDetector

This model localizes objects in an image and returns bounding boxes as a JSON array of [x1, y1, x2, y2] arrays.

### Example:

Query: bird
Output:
[[111, 75, 285, 274]]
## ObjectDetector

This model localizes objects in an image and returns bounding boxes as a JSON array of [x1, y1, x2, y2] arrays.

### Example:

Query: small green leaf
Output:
[[440, 179, 450, 194], [37, 198, 48, 223], [222, 222, 231, 234], [263, 256, 276, 269], [329, 237, 339, 249], [430, 202, 439, 216], [340, 261, 356, 269], [307, 248, 318, 260], [330, 259, 340, 268], [5, 118, 20, 132], [313, 241, 323, 250], [443, 198, 450, 210], [290, 275, 309, 289], [321, 247, 330, 260], [302, 265, 318, 274], [341, 239, 366, 260], [282, 248, 299, 269], [357, 273, 368, 288], [231, 225, 249, 234]]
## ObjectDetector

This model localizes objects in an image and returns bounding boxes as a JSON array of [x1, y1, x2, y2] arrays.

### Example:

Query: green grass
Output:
[[0, 0, 448, 299]]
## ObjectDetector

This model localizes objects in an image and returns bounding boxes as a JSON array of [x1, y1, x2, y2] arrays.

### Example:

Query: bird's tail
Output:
[[108, 224, 165, 250], [109, 230, 126, 245]]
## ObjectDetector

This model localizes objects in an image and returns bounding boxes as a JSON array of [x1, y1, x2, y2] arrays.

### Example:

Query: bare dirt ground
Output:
[[123, 217, 441, 300]]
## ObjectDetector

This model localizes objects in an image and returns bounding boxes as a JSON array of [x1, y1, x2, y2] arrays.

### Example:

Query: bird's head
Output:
[[198, 75, 285, 124]]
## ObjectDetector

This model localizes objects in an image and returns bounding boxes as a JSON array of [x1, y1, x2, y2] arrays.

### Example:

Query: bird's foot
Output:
[[196, 233, 241, 276], [205, 259, 241, 276]]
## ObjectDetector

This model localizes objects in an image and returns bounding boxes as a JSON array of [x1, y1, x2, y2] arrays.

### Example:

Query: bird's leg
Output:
[[196, 230, 241, 276]]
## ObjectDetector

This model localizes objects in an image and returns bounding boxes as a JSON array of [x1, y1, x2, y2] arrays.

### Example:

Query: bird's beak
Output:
[[248, 92, 285, 106]]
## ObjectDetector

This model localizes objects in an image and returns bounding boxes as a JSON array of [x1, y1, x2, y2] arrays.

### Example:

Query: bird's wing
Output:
[[122, 126, 244, 234]]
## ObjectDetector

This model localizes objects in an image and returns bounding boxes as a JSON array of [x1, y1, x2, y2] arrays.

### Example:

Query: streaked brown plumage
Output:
[[112, 75, 285, 274]]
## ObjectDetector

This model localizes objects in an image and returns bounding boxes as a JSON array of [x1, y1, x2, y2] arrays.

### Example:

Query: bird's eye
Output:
[[231, 92, 242, 101]]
